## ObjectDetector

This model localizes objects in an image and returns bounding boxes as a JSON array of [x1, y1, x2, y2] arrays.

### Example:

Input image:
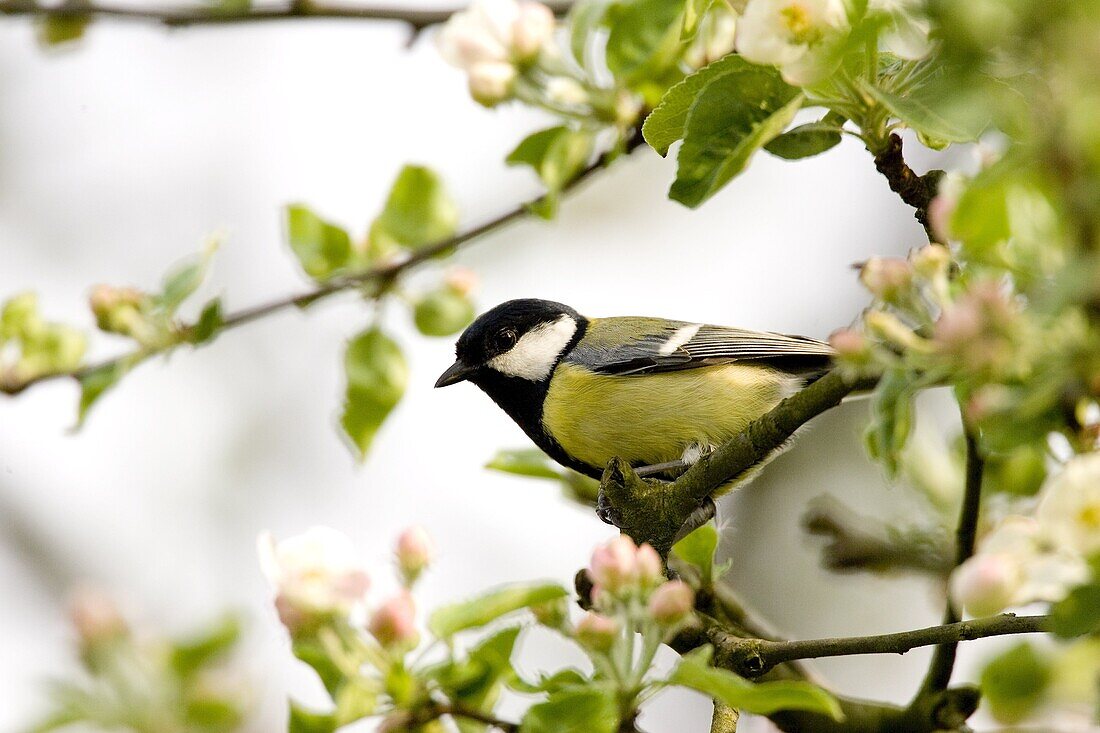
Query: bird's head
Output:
[[435, 299, 585, 388]]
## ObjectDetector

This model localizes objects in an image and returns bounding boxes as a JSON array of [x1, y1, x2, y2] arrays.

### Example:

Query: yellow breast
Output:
[[541, 362, 796, 471]]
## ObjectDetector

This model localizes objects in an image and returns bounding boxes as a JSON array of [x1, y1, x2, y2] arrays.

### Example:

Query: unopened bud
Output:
[[0, 292, 40, 340], [575, 611, 618, 652], [89, 285, 149, 335], [468, 61, 517, 107], [909, 244, 951, 280], [859, 257, 913, 301], [864, 311, 928, 352], [395, 526, 435, 586], [587, 535, 640, 594], [545, 77, 589, 107], [443, 267, 479, 297], [635, 543, 664, 587], [69, 586, 127, 647], [511, 0, 555, 60], [950, 553, 1020, 617], [647, 580, 695, 625], [828, 328, 869, 359], [369, 592, 419, 649], [531, 596, 569, 629]]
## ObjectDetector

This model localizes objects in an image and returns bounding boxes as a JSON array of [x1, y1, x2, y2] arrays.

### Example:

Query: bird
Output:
[[435, 299, 836, 503]]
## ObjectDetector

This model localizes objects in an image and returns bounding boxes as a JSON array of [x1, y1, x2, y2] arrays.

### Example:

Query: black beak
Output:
[[435, 359, 477, 388]]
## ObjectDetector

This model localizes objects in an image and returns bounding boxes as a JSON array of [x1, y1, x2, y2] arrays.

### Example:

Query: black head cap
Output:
[[435, 299, 584, 387]]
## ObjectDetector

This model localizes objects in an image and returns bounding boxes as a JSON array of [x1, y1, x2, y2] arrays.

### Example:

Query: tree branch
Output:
[[599, 370, 879, 554], [713, 613, 1048, 680], [870, 133, 944, 241], [0, 132, 644, 398], [0, 0, 571, 31], [803, 495, 954, 577], [913, 421, 985, 697]]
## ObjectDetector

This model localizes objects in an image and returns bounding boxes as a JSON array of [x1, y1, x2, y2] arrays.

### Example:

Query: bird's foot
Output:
[[672, 497, 717, 545], [597, 457, 706, 556]]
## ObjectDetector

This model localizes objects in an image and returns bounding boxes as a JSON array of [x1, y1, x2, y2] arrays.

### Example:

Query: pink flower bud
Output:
[[68, 587, 127, 647], [467, 61, 517, 106], [257, 528, 371, 624], [575, 611, 619, 652], [395, 526, 435, 585], [859, 257, 913, 301], [444, 267, 479, 297], [511, 0, 555, 59], [369, 592, 419, 649], [909, 244, 951, 280], [828, 328, 868, 358], [635, 543, 664, 586], [587, 535, 640, 594], [950, 553, 1021, 617], [647, 580, 695, 625]]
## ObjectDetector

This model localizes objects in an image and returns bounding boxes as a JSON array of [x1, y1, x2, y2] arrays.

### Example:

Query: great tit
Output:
[[435, 299, 836, 489]]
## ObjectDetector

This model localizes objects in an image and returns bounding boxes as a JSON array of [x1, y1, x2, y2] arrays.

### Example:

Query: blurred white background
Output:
[[0, 8, 1003, 731]]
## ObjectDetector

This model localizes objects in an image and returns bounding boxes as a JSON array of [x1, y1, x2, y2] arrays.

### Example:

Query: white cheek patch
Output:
[[487, 315, 577, 381], [658, 323, 701, 355]]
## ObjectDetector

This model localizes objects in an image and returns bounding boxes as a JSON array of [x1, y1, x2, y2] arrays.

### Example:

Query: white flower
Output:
[[1037, 452, 1100, 557], [685, 8, 739, 68], [257, 527, 370, 618], [735, 0, 848, 85], [868, 0, 932, 60], [950, 516, 1089, 617], [436, 0, 555, 72]]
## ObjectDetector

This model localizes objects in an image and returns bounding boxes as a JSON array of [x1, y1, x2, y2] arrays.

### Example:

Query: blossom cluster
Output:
[[951, 453, 1100, 616]]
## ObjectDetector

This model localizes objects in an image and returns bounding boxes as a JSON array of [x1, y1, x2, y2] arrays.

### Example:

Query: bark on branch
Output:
[[871, 133, 944, 240]]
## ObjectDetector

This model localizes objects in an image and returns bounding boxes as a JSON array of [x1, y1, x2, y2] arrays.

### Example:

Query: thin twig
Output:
[[0, 0, 571, 31], [715, 613, 1047, 679], [1, 132, 644, 398], [870, 133, 944, 240]]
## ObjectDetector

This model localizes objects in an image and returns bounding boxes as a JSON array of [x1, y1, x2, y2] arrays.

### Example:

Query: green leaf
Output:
[[334, 677, 377, 726], [190, 299, 225, 345], [288, 701, 337, 733], [1050, 582, 1100, 638], [864, 81, 988, 143], [863, 367, 916, 477], [604, 0, 685, 97], [765, 122, 843, 160], [671, 523, 720, 585], [39, 10, 91, 45], [568, 0, 610, 67], [429, 582, 568, 638], [285, 204, 354, 282], [980, 643, 1051, 724], [519, 686, 618, 733], [413, 285, 475, 337], [437, 626, 522, 711], [670, 647, 844, 720], [507, 127, 594, 219], [341, 328, 408, 460], [170, 615, 240, 679], [159, 246, 216, 312], [292, 638, 345, 700], [485, 449, 563, 480], [642, 54, 758, 157], [681, 0, 717, 38], [76, 361, 129, 426], [510, 668, 589, 695], [670, 74, 803, 207], [371, 165, 458, 251]]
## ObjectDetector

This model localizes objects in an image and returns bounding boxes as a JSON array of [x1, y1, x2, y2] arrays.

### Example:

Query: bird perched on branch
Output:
[[436, 299, 835, 496]]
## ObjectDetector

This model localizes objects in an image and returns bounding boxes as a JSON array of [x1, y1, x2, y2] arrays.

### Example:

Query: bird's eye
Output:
[[493, 329, 517, 352]]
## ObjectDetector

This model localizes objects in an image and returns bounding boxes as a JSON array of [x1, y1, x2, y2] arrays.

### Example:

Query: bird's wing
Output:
[[566, 317, 835, 376]]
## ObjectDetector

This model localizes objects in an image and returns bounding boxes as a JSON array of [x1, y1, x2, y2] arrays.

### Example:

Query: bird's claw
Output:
[[596, 489, 624, 528]]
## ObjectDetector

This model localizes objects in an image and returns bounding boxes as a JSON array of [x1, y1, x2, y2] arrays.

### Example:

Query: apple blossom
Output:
[[468, 61, 519, 107], [368, 591, 419, 648], [257, 527, 370, 624], [735, 0, 848, 85], [545, 77, 589, 107], [1037, 452, 1100, 557], [68, 586, 128, 646], [950, 552, 1021, 617]]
